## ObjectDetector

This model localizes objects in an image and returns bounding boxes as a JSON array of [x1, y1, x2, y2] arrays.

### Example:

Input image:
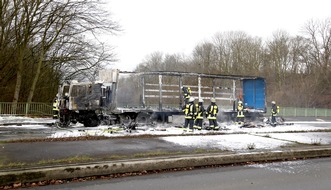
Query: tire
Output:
[[83, 118, 100, 127], [119, 115, 132, 126], [135, 112, 151, 124]]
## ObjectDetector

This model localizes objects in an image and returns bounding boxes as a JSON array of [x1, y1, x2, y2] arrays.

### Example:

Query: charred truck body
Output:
[[57, 70, 266, 128]]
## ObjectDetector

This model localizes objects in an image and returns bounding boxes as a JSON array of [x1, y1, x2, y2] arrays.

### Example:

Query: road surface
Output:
[[32, 157, 331, 190]]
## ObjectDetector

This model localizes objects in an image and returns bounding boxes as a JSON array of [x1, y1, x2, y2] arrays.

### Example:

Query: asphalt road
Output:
[[1, 118, 331, 164], [0, 116, 330, 141], [1, 138, 197, 163], [31, 157, 331, 190]]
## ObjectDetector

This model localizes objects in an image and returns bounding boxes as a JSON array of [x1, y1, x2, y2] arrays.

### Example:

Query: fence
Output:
[[265, 107, 331, 117], [0, 102, 53, 116], [0, 102, 331, 117]]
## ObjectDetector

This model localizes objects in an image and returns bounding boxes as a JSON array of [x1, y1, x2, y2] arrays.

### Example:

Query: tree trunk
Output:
[[26, 51, 44, 106], [12, 50, 24, 114]]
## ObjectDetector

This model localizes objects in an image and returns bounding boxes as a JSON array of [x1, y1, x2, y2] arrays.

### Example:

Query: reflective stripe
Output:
[[208, 105, 218, 116], [195, 104, 204, 119], [271, 105, 279, 114], [53, 100, 59, 111], [184, 104, 189, 114], [189, 104, 193, 113], [212, 105, 218, 115], [237, 106, 244, 117], [185, 103, 194, 118]]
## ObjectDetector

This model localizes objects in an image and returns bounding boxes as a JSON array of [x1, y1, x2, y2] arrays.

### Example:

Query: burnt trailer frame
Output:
[[117, 71, 266, 123], [57, 70, 266, 128]]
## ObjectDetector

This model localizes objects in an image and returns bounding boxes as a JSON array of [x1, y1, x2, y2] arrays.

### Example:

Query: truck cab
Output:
[[58, 82, 114, 127]]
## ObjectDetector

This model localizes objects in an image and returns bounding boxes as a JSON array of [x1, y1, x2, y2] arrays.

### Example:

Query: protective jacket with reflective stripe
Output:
[[184, 102, 196, 119], [207, 103, 218, 120]]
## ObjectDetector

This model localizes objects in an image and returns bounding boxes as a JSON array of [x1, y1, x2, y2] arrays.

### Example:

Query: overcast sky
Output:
[[106, 0, 331, 71]]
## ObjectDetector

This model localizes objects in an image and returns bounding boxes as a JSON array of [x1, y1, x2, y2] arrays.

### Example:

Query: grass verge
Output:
[[0, 149, 228, 170]]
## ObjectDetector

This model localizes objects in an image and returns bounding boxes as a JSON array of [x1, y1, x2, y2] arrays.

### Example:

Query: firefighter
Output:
[[182, 86, 192, 104], [58, 93, 70, 126], [206, 98, 219, 130], [52, 95, 59, 119], [193, 99, 205, 130], [183, 97, 196, 132], [271, 101, 280, 126], [236, 100, 245, 125], [60, 93, 70, 109]]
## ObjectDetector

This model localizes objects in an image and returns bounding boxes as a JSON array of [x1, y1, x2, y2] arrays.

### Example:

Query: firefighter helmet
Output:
[[199, 99, 204, 103], [271, 101, 276, 104], [189, 97, 195, 102], [238, 100, 243, 104], [211, 98, 216, 103]]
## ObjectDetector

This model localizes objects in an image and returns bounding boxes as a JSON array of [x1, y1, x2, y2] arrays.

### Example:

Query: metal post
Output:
[[232, 80, 236, 100], [212, 79, 216, 98], [141, 76, 145, 108], [198, 76, 201, 100], [159, 75, 162, 111], [112, 70, 120, 110], [179, 76, 183, 109]]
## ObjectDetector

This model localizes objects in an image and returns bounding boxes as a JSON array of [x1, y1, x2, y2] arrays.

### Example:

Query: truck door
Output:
[[242, 78, 266, 112]]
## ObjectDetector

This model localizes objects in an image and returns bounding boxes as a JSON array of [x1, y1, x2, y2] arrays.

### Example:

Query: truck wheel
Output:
[[135, 112, 151, 124], [83, 118, 100, 127], [120, 115, 132, 125]]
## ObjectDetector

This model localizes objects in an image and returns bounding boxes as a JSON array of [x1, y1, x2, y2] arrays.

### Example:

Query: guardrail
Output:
[[0, 102, 330, 117], [265, 107, 331, 117], [0, 102, 53, 116]]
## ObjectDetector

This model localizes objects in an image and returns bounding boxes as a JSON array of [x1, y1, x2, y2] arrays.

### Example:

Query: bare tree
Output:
[[288, 36, 311, 74], [265, 30, 291, 90], [10, 0, 41, 111], [0, 0, 119, 106], [302, 18, 331, 107], [0, 0, 17, 101], [211, 31, 264, 76], [211, 32, 230, 73], [303, 18, 331, 80], [191, 41, 216, 74]]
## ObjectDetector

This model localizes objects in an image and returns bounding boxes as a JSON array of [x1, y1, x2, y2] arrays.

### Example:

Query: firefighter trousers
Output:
[[184, 118, 194, 130]]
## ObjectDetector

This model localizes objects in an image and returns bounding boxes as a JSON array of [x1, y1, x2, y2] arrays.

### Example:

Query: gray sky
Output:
[[106, 0, 331, 71]]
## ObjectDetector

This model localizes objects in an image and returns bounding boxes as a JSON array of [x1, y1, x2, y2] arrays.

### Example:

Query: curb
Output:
[[1, 146, 331, 186]]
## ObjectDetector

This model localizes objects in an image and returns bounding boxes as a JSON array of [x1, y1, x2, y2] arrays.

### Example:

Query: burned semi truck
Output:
[[56, 70, 266, 128]]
